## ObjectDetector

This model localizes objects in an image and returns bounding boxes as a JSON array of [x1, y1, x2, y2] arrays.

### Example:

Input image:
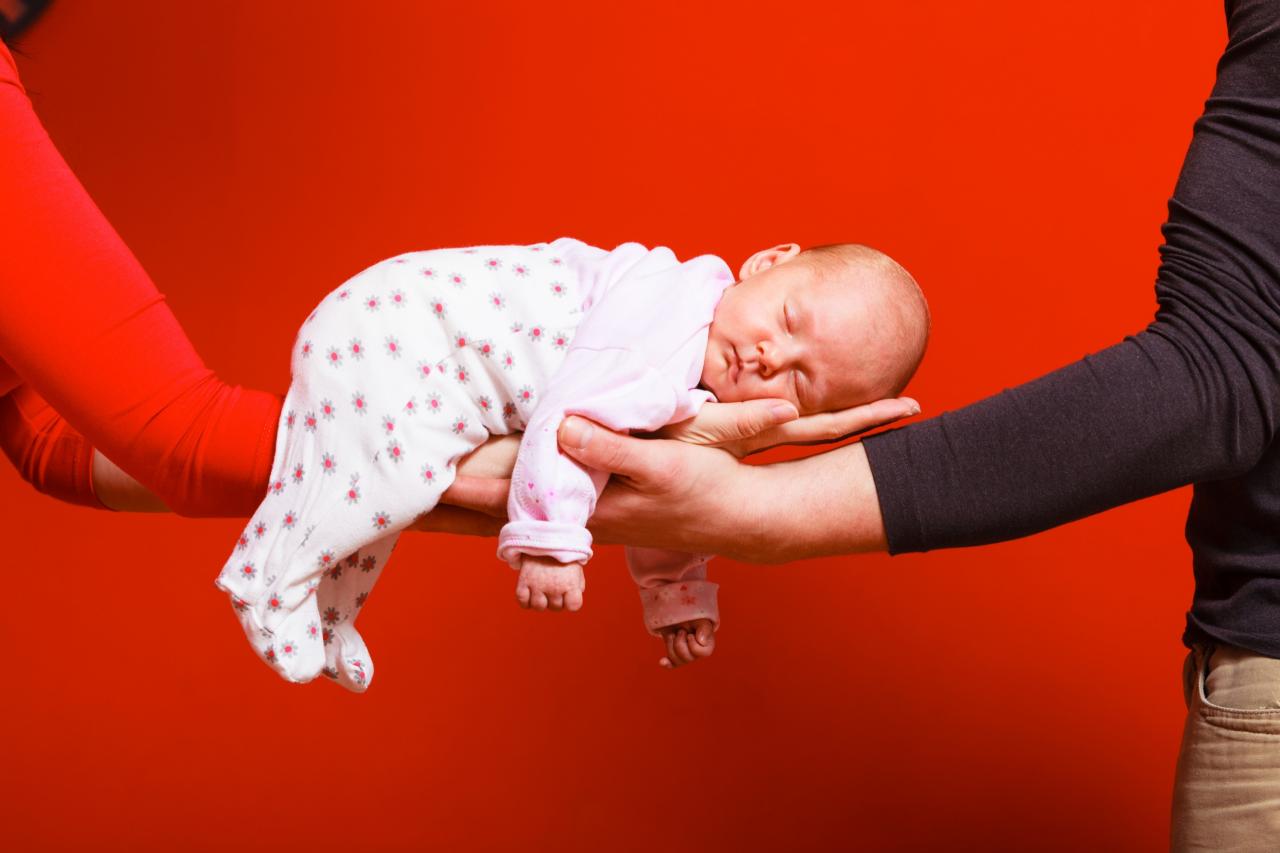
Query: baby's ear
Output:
[[739, 243, 801, 280]]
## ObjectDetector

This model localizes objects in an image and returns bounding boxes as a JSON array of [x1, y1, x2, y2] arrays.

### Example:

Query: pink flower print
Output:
[[447, 272, 466, 288], [431, 298, 447, 318], [386, 439, 405, 463], [552, 330, 571, 350], [279, 638, 299, 658], [264, 645, 277, 664], [451, 415, 469, 435], [475, 339, 495, 358], [326, 346, 343, 367], [292, 463, 305, 484], [502, 401, 518, 422], [549, 281, 567, 298], [300, 340, 313, 358], [372, 511, 391, 531], [317, 550, 336, 570], [237, 533, 249, 551], [391, 257, 407, 265], [531, 245, 544, 252], [285, 410, 296, 430], [327, 562, 343, 581], [321, 452, 337, 475], [404, 396, 418, 415], [349, 659, 367, 687], [360, 555, 377, 572], [389, 289, 406, 309], [344, 475, 361, 505], [462, 247, 478, 254], [320, 399, 335, 420], [349, 338, 365, 360], [239, 562, 256, 580], [322, 627, 334, 645], [484, 257, 502, 271], [421, 463, 436, 485], [232, 596, 248, 613], [364, 294, 380, 312], [356, 592, 369, 609], [270, 479, 285, 496], [489, 292, 506, 310], [510, 321, 524, 333], [322, 606, 341, 625], [253, 521, 268, 539], [512, 263, 530, 278], [306, 622, 320, 640], [416, 360, 434, 380], [477, 395, 493, 414], [454, 365, 470, 384], [527, 325, 545, 343], [385, 336, 402, 359], [282, 511, 298, 529], [382, 416, 396, 435], [453, 332, 469, 349], [345, 553, 359, 568], [266, 591, 284, 612], [338, 289, 351, 300], [304, 411, 318, 432], [351, 392, 368, 415], [426, 392, 443, 414], [516, 385, 535, 406], [550, 256, 563, 266], [501, 350, 515, 371], [421, 267, 437, 281]]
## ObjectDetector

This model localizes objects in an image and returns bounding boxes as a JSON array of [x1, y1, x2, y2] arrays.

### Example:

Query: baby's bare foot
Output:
[[515, 555, 585, 612]]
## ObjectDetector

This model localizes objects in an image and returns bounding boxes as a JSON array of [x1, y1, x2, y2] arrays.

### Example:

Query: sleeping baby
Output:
[[216, 238, 928, 691]]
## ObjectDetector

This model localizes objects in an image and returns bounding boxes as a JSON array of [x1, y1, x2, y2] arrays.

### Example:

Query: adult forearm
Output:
[[749, 442, 887, 561]]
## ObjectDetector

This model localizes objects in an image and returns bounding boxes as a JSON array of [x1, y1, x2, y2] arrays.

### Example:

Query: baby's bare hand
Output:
[[658, 619, 716, 669], [515, 555, 586, 612]]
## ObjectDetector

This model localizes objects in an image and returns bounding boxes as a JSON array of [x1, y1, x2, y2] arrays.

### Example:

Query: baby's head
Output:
[[701, 243, 928, 415]]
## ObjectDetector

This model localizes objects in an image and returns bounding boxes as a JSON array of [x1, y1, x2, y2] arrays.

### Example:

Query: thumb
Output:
[[695, 622, 713, 646], [558, 416, 664, 482]]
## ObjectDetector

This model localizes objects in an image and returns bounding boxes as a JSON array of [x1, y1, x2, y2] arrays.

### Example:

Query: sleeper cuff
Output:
[[640, 580, 719, 636], [497, 520, 593, 568]]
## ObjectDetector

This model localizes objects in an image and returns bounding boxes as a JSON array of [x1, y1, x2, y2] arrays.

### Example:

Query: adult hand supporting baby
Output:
[[421, 396, 912, 561]]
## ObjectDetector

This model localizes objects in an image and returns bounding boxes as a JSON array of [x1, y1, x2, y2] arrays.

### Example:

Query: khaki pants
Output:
[[1171, 643, 1280, 851]]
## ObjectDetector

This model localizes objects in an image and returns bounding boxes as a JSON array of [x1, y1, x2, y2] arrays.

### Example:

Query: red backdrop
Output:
[[0, 2, 1224, 849]]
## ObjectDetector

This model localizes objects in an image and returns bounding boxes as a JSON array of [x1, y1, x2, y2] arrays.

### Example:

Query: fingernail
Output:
[[560, 418, 593, 450], [769, 402, 798, 420], [908, 404, 921, 416]]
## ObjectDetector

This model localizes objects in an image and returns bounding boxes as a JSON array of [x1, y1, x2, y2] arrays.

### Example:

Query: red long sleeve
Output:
[[0, 41, 281, 516]]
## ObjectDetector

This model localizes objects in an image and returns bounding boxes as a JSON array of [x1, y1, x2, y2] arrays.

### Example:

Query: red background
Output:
[[0, 2, 1224, 850]]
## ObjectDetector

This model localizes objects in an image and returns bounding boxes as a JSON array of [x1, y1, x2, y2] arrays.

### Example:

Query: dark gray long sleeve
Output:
[[862, 0, 1280, 655]]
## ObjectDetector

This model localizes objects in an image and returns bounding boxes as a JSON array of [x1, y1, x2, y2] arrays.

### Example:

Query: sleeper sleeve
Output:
[[496, 346, 688, 567], [625, 547, 719, 635]]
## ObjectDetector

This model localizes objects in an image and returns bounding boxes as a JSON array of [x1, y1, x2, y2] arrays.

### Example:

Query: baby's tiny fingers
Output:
[[515, 584, 532, 609], [673, 629, 694, 664], [663, 632, 679, 668], [547, 592, 564, 612], [659, 656, 674, 668], [690, 632, 715, 659], [530, 589, 548, 611]]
